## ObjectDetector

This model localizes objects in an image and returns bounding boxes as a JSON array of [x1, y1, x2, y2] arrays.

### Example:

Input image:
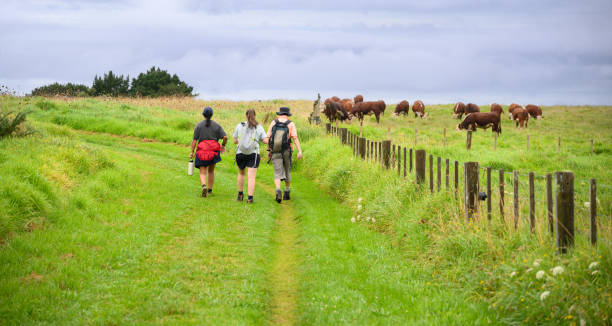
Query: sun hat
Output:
[[276, 107, 292, 116]]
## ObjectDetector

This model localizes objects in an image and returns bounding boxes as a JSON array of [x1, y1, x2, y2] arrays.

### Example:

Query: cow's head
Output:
[[456, 123, 465, 131]]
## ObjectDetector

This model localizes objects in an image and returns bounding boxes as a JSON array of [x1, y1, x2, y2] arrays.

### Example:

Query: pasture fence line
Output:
[[324, 123, 605, 254]]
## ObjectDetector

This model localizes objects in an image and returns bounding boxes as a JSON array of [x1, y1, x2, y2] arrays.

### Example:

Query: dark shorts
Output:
[[195, 153, 221, 168], [235, 153, 261, 170]]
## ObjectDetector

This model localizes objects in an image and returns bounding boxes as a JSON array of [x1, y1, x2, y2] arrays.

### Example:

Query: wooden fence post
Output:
[[555, 171, 575, 254], [359, 137, 366, 159], [398, 146, 401, 176], [429, 154, 434, 193], [437, 157, 441, 192], [513, 171, 519, 229], [392, 144, 396, 169], [487, 167, 492, 220], [466, 131, 473, 150], [403, 147, 407, 178], [546, 174, 554, 234], [382, 140, 391, 169], [415, 150, 426, 184], [464, 162, 479, 222], [409, 148, 413, 173], [499, 169, 505, 221], [445, 159, 450, 189], [590, 179, 597, 246], [529, 172, 535, 232], [374, 141, 378, 161], [341, 128, 347, 144], [379, 142, 382, 164], [454, 160, 459, 197]]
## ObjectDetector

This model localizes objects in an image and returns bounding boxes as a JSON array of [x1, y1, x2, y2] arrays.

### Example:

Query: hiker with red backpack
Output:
[[233, 109, 267, 203], [190, 107, 227, 197], [264, 107, 303, 203]]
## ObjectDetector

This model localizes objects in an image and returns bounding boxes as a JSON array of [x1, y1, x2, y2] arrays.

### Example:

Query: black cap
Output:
[[276, 107, 291, 116], [202, 107, 213, 116]]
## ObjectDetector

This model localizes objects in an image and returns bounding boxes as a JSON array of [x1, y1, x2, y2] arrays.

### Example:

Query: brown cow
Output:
[[354, 94, 364, 103], [394, 100, 410, 116], [377, 100, 386, 115], [512, 106, 529, 128], [331, 96, 341, 102], [457, 112, 501, 134], [322, 100, 350, 122], [352, 101, 383, 123], [525, 104, 542, 119], [340, 98, 354, 114], [465, 103, 480, 116], [508, 103, 521, 120], [490, 103, 504, 115], [412, 100, 425, 118], [453, 102, 466, 119]]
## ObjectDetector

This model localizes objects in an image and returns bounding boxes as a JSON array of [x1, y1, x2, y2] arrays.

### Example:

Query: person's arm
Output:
[[233, 124, 239, 145], [263, 121, 274, 144], [190, 139, 197, 159], [220, 136, 228, 153], [290, 123, 302, 159]]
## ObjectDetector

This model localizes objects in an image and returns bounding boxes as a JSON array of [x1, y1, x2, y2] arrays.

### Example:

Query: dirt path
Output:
[[261, 184, 299, 325]]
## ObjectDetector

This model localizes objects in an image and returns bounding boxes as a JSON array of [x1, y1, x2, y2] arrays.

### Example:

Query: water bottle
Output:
[[188, 160, 194, 176]]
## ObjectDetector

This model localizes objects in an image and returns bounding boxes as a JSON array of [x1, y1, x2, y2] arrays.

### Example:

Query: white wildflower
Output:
[[358, 197, 363, 203], [351, 217, 356, 223], [536, 270, 545, 279], [357, 215, 361, 221], [366, 216, 371, 222], [591, 270, 599, 276], [588, 262, 599, 269], [533, 259, 541, 267], [357, 204, 362, 211], [510, 271, 517, 277], [540, 291, 550, 301], [551, 266, 564, 276], [372, 218, 376, 223]]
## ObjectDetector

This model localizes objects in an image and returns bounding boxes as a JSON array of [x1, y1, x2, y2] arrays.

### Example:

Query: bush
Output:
[[91, 71, 129, 97], [30, 82, 91, 97], [0, 111, 34, 138], [130, 66, 195, 97]]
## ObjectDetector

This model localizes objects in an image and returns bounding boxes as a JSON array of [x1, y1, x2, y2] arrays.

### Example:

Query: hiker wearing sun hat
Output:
[[190, 107, 227, 197], [264, 106, 303, 203]]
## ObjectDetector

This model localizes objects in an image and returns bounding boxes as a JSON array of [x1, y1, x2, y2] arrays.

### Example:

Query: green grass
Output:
[[0, 96, 610, 325]]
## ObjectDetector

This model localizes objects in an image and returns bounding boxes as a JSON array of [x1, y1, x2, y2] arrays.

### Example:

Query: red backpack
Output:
[[196, 140, 221, 161]]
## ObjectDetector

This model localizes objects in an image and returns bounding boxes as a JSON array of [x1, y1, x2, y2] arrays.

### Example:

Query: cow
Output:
[[394, 100, 410, 116], [453, 102, 466, 119], [412, 100, 425, 118], [490, 103, 504, 115], [508, 103, 521, 120], [354, 94, 364, 103], [457, 112, 501, 134], [331, 96, 341, 102], [352, 101, 384, 123], [339, 98, 354, 114], [512, 106, 529, 128], [525, 104, 542, 119], [465, 103, 480, 116], [322, 100, 350, 122]]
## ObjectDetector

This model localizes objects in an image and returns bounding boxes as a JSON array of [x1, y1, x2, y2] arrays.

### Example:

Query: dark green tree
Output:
[[30, 82, 90, 97], [91, 71, 130, 96], [129, 66, 195, 97]]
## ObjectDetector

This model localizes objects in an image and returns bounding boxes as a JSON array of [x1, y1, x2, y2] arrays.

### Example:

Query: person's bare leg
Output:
[[237, 168, 245, 193], [207, 164, 215, 191], [199, 167, 206, 186], [274, 179, 281, 188], [247, 168, 258, 196]]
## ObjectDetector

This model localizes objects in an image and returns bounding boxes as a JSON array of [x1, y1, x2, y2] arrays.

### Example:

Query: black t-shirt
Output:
[[193, 120, 226, 142]]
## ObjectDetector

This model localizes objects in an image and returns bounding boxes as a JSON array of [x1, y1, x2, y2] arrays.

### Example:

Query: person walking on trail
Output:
[[265, 106, 303, 203], [233, 109, 267, 203], [190, 107, 227, 197]]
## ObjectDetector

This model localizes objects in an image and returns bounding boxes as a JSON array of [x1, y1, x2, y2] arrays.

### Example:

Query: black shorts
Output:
[[235, 153, 261, 170]]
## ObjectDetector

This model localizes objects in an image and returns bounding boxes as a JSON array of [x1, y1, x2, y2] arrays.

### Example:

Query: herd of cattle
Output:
[[321, 95, 543, 134]]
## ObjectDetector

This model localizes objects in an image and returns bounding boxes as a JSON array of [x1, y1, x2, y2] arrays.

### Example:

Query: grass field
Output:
[[0, 95, 610, 325]]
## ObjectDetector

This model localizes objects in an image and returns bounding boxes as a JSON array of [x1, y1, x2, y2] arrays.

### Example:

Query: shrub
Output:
[[0, 111, 34, 138], [130, 66, 195, 97], [30, 82, 91, 97]]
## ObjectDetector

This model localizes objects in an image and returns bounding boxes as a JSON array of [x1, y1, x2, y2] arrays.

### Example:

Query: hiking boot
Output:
[[201, 186, 207, 197], [283, 190, 290, 200], [237, 193, 244, 202], [247, 198, 254, 204], [275, 190, 282, 203]]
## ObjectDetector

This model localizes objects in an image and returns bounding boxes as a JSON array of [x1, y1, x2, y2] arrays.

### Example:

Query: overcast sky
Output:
[[1, 0, 612, 104]]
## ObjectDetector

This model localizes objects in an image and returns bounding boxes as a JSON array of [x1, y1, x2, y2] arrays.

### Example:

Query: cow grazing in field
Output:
[[331, 96, 341, 102], [354, 94, 364, 103], [352, 101, 384, 123], [512, 106, 529, 128], [525, 104, 542, 119], [412, 100, 426, 118], [490, 103, 504, 115], [456, 112, 501, 134], [394, 100, 410, 116], [339, 98, 354, 114], [453, 102, 466, 119], [508, 103, 521, 119], [322, 100, 350, 122], [465, 103, 481, 116]]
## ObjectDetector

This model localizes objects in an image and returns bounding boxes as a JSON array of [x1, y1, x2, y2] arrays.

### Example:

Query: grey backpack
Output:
[[238, 122, 257, 154]]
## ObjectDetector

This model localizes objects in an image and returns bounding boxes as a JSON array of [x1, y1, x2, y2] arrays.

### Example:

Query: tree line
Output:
[[30, 66, 196, 97]]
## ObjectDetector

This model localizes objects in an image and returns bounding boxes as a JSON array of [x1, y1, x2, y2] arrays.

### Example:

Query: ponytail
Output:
[[204, 111, 212, 127], [246, 109, 258, 128]]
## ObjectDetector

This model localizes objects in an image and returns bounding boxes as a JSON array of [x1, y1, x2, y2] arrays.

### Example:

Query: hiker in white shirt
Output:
[[233, 109, 267, 203]]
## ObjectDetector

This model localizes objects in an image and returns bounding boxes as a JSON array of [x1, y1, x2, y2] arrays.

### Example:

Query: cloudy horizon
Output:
[[1, 0, 612, 105]]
